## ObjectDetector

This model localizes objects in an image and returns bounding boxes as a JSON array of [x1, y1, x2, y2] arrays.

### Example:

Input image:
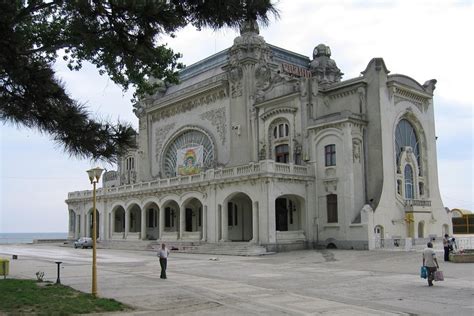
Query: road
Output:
[[1, 244, 473, 315]]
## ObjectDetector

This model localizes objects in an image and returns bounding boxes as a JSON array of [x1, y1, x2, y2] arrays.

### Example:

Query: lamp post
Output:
[[86, 167, 104, 298]]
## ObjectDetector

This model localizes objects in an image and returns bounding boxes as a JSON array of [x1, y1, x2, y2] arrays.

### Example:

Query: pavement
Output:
[[0, 244, 473, 315]]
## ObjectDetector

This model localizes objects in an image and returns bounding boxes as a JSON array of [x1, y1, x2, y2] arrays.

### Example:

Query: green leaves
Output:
[[0, 0, 277, 162]]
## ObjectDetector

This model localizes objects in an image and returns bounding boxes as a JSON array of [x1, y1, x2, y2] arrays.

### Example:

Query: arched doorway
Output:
[[225, 193, 253, 242], [144, 202, 159, 240], [128, 204, 142, 238], [162, 200, 179, 240], [112, 206, 125, 238], [88, 209, 99, 239], [182, 198, 203, 240], [274, 195, 306, 244], [275, 195, 304, 232]]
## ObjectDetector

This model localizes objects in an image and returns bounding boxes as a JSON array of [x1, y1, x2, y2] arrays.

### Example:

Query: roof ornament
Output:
[[309, 44, 343, 85]]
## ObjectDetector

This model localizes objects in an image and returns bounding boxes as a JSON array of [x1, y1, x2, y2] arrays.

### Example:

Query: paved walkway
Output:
[[1, 244, 473, 315]]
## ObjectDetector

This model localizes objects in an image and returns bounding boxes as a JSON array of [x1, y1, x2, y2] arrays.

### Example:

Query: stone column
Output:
[[75, 214, 80, 239], [267, 180, 277, 243], [221, 203, 228, 241], [141, 208, 147, 240], [251, 201, 259, 243], [202, 205, 207, 241], [159, 208, 165, 240], [124, 210, 129, 239], [179, 205, 185, 240]]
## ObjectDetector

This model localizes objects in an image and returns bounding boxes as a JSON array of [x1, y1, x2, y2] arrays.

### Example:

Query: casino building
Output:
[[66, 21, 451, 251]]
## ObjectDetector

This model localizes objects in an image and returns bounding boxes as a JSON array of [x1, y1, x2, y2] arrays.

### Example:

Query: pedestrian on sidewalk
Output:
[[443, 234, 450, 261], [422, 242, 439, 286], [158, 243, 170, 279]]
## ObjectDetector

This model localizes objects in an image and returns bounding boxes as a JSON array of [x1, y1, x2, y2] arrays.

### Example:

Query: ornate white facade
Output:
[[66, 21, 451, 251]]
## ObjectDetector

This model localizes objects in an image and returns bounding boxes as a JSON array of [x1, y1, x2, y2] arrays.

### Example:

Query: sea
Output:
[[0, 232, 68, 244]]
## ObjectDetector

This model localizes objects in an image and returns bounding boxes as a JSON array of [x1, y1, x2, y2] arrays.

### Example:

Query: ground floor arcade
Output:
[[67, 177, 309, 250]]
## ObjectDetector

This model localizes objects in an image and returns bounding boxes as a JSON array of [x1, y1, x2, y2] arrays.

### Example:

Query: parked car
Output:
[[74, 237, 93, 249]]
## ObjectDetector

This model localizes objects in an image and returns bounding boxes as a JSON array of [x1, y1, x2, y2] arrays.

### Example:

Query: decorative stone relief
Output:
[[357, 87, 366, 114], [323, 179, 338, 193], [154, 123, 176, 162], [258, 143, 267, 160], [352, 140, 361, 163], [228, 66, 243, 98], [309, 44, 343, 85], [151, 88, 227, 122], [325, 167, 336, 177], [200, 107, 227, 145]]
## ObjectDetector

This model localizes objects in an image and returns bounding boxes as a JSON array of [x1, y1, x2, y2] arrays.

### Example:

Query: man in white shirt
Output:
[[158, 243, 170, 279], [422, 242, 440, 286]]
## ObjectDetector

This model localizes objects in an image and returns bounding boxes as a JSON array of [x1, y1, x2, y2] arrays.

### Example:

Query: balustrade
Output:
[[67, 160, 311, 200]]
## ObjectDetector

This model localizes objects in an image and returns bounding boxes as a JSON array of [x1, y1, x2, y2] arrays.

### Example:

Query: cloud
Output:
[[1, 0, 472, 233]]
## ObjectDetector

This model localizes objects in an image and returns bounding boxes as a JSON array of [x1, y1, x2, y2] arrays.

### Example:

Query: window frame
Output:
[[325, 144, 336, 167], [327, 194, 338, 223]]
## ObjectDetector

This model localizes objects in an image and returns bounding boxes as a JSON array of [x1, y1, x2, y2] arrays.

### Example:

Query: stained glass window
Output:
[[163, 129, 214, 177]]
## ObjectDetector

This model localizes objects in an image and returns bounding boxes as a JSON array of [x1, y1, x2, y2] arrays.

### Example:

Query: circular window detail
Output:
[[163, 128, 215, 177]]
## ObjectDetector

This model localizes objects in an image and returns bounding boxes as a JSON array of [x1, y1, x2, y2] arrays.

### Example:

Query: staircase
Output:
[[96, 240, 271, 256], [174, 242, 270, 256]]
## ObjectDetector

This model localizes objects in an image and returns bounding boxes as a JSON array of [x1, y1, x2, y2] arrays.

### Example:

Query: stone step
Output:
[[174, 242, 269, 256]]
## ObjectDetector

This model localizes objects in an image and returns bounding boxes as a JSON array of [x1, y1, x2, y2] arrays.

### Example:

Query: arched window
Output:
[[125, 157, 134, 171], [273, 123, 289, 139], [395, 119, 420, 173], [404, 165, 414, 199], [163, 129, 215, 177]]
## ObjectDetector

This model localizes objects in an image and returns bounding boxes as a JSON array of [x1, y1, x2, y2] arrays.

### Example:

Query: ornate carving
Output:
[[309, 44, 343, 85], [133, 101, 146, 118], [228, 65, 243, 98], [323, 179, 338, 193], [259, 143, 267, 160], [390, 84, 430, 113], [325, 168, 336, 177], [154, 123, 176, 162], [150, 87, 227, 122], [200, 107, 227, 145], [260, 106, 297, 121], [357, 87, 366, 114], [352, 139, 361, 163]]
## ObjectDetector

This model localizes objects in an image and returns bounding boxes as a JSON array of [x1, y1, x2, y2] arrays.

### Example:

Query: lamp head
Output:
[[87, 167, 104, 184]]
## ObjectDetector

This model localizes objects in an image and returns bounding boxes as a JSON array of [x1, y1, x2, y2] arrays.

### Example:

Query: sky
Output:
[[1, 0, 473, 233]]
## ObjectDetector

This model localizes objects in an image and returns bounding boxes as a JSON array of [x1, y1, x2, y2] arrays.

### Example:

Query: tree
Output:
[[0, 0, 278, 162]]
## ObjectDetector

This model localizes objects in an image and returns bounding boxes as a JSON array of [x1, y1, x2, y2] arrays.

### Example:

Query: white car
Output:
[[74, 237, 93, 249]]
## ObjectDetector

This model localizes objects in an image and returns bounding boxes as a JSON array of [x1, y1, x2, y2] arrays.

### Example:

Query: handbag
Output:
[[420, 266, 428, 279], [434, 270, 444, 281]]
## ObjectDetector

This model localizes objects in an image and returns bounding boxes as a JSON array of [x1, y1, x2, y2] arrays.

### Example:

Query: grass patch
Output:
[[0, 279, 132, 315]]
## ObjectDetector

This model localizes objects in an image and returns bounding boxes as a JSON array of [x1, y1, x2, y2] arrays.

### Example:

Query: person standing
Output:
[[158, 243, 170, 279], [422, 242, 439, 286], [443, 234, 450, 261]]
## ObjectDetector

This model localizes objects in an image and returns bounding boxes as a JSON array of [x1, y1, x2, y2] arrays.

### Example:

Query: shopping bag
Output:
[[420, 266, 428, 279], [434, 270, 444, 281]]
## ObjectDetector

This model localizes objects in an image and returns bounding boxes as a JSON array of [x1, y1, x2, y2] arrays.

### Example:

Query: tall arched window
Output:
[[395, 119, 420, 173], [404, 164, 414, 199], [269, 119, 290, 164]]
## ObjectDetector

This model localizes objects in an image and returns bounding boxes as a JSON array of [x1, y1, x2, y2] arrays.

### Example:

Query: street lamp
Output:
[[86, 167, 104, 297]]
